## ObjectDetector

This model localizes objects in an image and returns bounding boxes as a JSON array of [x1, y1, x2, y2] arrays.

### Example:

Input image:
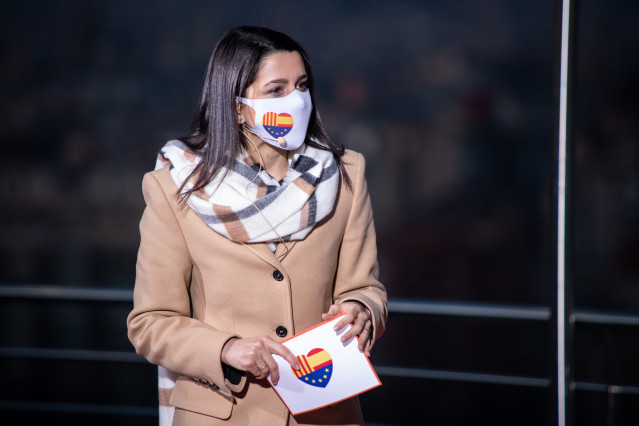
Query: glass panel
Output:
[[0, 412, 156, 426], [0, 358, 157, 408], [371, 314, 550, 377], [2, 1, 560, 419], [0, 299, 133, 350], [361, 377, 551, 426], [574, 323, 639, 386], [575, 391, 639, 426], [573, 0, 639, 310], [326, 1, 557, 304], [1, 1, 556, 304]]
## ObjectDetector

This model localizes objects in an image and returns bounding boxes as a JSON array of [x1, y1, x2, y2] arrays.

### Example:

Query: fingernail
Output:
[[295, 363, 300, 370]]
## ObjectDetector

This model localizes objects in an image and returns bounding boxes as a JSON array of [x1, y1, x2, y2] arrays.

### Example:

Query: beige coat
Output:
[[127, 149, 387, 425]]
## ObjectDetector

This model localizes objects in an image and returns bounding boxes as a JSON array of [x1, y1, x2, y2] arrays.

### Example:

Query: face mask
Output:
[[236, 89, 312, 151]]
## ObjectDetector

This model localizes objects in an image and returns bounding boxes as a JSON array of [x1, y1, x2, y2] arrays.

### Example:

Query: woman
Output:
[[127, 26, 387, 426]]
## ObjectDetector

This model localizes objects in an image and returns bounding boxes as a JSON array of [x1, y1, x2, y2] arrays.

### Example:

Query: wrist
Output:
[[221, 337, 238, 364]]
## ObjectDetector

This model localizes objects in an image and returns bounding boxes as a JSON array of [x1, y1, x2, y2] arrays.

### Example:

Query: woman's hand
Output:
[[221, 336, 300, 386], [322, 302, 373, 356]]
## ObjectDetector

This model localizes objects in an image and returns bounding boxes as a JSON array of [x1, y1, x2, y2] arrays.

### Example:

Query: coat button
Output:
[[273, 270, 284, 281], [276, 326, 288, 337]]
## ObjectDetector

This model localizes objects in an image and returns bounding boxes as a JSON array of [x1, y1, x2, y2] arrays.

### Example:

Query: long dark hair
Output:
[[178, 26, 350, 198]]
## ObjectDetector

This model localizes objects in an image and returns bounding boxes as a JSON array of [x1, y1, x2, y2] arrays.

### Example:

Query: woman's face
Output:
[[239, 50, 309, 128]]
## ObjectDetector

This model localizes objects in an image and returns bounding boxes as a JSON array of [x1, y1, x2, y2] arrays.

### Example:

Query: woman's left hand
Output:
[[322, 302, 373, 356]]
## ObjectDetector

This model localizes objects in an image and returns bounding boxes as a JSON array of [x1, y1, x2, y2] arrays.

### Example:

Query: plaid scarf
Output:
[[155, 140, 339, 244]]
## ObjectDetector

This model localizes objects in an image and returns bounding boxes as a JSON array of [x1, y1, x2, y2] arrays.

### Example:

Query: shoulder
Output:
[[341, 149, 366, 176], [143, 167, 176, 191], [339, 149, 369, 193], [341, 149, 364, 166], [141, 167, 180, 207]]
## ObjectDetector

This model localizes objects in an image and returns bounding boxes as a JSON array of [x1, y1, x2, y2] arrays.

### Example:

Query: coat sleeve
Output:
[[333, 152, 388, 348], [126, 171, 246, 397]]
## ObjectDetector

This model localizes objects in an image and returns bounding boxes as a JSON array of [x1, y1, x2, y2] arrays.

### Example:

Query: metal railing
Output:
[[1, 284, 639, 417]]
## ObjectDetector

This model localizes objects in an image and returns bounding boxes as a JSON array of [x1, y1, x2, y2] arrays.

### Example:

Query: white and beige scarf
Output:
[[155, 139, 339, 245]]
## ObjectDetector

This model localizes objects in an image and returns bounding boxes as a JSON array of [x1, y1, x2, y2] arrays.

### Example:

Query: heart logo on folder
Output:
[[292, 348, 333, 388]]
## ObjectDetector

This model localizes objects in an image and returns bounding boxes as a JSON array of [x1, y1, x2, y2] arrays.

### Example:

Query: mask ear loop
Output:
[[243, 131, 291, 261]]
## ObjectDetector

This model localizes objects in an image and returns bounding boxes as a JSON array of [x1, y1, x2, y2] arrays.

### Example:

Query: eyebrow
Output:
[[264, 74, 308, 86]]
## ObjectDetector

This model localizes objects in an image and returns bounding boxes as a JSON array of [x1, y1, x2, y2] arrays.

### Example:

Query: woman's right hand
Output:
[[221, 336, 300, 386]]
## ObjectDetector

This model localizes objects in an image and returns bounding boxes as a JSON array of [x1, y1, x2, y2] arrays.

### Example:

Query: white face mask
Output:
[[236, 89, 312, 151]]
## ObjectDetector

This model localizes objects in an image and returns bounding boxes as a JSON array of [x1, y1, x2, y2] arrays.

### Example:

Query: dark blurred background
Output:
[[1, 0, 638, 425]]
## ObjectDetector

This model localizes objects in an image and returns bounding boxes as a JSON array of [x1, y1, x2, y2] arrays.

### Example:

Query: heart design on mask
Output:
[[291, 348, 333, 388], [262, 112, 294, 138]]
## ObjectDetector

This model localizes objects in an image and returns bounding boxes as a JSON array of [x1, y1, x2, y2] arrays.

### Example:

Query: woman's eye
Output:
[[268, 86, 284, 96], [296, 81, 308, 91]]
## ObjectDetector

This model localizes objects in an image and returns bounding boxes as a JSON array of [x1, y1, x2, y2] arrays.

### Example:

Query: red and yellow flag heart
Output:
[[263, 112, 294, 138], [292, 348, 333, 388]]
